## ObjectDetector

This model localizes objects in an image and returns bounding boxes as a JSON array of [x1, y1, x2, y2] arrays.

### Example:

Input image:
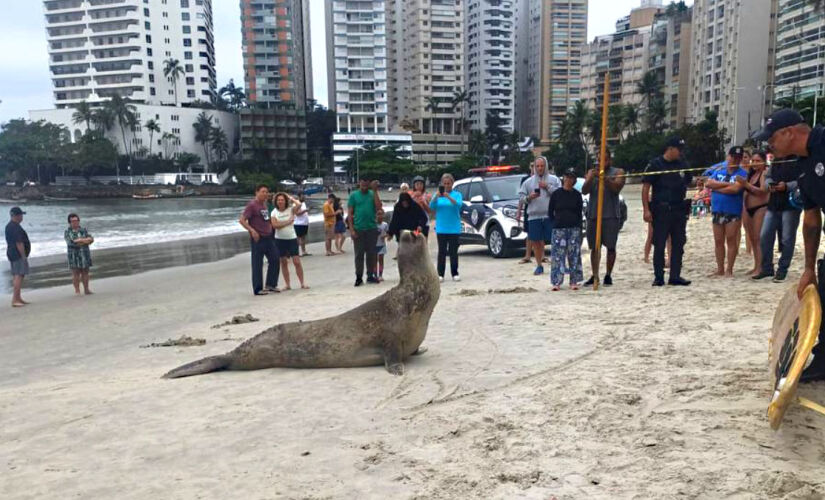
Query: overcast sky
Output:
[[0, 0, 691, 124]]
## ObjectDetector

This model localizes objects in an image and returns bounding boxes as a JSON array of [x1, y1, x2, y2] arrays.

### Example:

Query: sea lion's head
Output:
[[397, 230, 431, 278]]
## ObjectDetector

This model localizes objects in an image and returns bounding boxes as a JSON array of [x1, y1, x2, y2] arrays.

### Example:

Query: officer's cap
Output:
[[663, 136, 685, 152], [752, 109, 804, 142]]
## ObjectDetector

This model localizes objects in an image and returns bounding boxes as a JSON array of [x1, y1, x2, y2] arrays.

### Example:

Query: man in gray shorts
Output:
[[582, 149, 625, 286], [5, 206, 31, 307]]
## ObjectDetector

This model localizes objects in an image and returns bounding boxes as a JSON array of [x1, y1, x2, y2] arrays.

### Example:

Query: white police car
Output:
[[454, 167, 626, 258], [454, 167, 530, 258]]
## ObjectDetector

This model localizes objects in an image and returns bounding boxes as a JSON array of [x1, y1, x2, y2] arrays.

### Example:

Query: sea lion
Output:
[[163, 230, 440, 378]]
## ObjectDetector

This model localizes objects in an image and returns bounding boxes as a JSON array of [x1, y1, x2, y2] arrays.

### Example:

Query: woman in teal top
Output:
[[429, 173, 464, 282], [64, 213, 94, 295]]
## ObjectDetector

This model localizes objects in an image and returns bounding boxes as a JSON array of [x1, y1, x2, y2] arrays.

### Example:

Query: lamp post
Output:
[[759, 84, 775, 126], [732, 87, 746, 146]]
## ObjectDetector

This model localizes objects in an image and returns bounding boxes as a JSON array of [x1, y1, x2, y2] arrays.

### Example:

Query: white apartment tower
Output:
[[326, 0, 389, 134], [687, 0, 775, 145], [465, 0, 517, 132], [774, 0, 825, 104], [43, 0, 216, 108]]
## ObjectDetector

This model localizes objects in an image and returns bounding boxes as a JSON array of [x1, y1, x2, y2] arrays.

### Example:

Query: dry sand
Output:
[[2, 185, 825, 499]]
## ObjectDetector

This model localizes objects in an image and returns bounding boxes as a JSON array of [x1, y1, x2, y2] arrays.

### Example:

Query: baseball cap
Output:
[[664, 136, 685, 151], [10, 206, 25, 216], [728, 146, 744, 157], [563, 168, 577, 178], [752, 109, 804, 142]]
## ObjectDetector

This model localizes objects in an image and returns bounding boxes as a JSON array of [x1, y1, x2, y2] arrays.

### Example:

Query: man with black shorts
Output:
[[754, 109, 825, 381], [582, 148, 625, 286], [642, 136, 692, 287]]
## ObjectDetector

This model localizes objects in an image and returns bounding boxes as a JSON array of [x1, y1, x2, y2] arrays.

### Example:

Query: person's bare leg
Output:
[[520, 239, 532, 263], [71, 269, 81, 295], [12, 275, 25, 306], [293, 256, 308, 288], [534, 241, 545, 267], [606, 249, 617, 276], [325, 234, 333, 256], [280, 258, 292, 290], [644, 223, 653, 263], [752, 208, 766, 275], [82, 269, 92, 294], [725, 220, 742, 277], [712, 223, 725, 276]]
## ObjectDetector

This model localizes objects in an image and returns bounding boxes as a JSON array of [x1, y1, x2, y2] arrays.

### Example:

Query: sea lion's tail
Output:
[[162, 355, 232, 379]]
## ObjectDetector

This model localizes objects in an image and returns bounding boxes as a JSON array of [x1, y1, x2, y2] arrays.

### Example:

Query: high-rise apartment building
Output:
[[580, 2, 662, 111], [43, 0, 216, 108], [387, 0, 464, 166], [648, 6, 692, 129], [515, 0, 587, 145], [240, 0, 312, 107], [327, 0, 411, 173], [687, 0, 774, 145], [773, 0, 825, 105], [465, 0, 517, 132]]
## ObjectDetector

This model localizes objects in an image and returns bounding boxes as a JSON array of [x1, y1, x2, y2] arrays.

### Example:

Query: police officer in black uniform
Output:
[[642, 136, 692, 287], [754, 108, 825, 381]]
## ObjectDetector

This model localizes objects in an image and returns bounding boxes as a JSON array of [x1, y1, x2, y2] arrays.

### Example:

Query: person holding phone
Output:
[[517, 156, 561, 275], [429, 173, 463, 282]]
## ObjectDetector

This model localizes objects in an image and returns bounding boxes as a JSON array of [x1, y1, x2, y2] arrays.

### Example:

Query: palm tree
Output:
[[425, 96, 442, 167], [193, 111, 214, 170], [219, 79, 246, 111], [104, 95, 137, 157], [451, 89, 470, 154], [162, 132, 180, 159], [210, 125, 229, 162], [622, 105, 640, 136], [71, 101, 94, 134], [164, 58, 186, 106], [145, 119, 161, 157], [637, 71, 662, 107], [92, 107, 114, 134]]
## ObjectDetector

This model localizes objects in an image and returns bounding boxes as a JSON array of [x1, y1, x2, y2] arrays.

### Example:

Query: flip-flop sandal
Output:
[[255, 290, 270, 296], [518, 258, 531, 264]]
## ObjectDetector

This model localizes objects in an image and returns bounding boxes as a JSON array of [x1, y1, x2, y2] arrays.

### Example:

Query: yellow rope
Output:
[[596, 158, 797, 179]]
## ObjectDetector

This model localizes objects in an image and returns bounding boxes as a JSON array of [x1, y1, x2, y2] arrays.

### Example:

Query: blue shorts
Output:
[[527, 217, 553, 242]]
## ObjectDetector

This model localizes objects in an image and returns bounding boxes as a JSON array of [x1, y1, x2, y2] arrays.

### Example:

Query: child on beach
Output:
[[376, 209, 389, 281]]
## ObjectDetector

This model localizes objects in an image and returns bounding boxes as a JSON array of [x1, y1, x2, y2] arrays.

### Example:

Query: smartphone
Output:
[[438, 185, 445, 194], [534, 188, 541, 194]]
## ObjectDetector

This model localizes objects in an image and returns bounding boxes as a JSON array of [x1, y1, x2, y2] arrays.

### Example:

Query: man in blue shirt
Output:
[[703, 146, 748, 277]]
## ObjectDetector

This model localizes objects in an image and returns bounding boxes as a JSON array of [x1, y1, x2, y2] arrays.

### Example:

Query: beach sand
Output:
[[2, 185, 825, 499]]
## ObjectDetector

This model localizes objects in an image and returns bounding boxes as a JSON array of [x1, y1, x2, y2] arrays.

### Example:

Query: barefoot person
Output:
[[642, 136, 692, 286], [410, 175, 432, 237], [376, 209, 389, 281], [5, 207, 30, 307], [272, 193, 309, 290], [548, 170, 584, 291], [704, 146, 748, 277], [754, 109, 825, 381], [64, 213, 94, 295], [582, 148, 625, 286], [294, 193, 311, 256], [333, 195, 347, 253], [737, 150, 770, 275], [518, 156, 560, 275], [239, 185, 280, 296]]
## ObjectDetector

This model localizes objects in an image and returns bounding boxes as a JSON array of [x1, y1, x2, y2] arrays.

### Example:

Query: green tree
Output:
[[104, 95, 137, 157], [468, 130, 487, 158], [92, 106, 114, 134], [451, 88, 470, 154], [193, 112, 214, 170], [210, 125, 229, 162], [67, 132, 119, 177], [219, 79, 247, 111], [425, 96, 443, 167], [306, 99, 336, 172], [163, 58, 186, 106], [71, 100, 94, 133], [484, 111, 508, 163], [144, 119, 161, 157], [176, 152, 201, 173], [161, 132, 179, 159], [344, 144, 415, 182], [0, 119, 72, 183]]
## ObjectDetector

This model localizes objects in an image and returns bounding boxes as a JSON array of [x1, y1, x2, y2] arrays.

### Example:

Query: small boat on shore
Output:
[[0, 198, 27, 204], [43, 195, 79, 202], [132, 192, 161, 200]]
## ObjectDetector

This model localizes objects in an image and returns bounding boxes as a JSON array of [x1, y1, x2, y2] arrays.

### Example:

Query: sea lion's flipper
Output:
[[383, 343, 405, 376], [162, 354, 232, 379]]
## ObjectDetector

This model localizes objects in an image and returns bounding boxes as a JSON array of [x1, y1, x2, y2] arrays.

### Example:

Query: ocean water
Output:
[[0, 197, 324, 259]]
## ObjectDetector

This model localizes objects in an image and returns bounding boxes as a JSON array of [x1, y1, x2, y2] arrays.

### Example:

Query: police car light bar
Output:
[[468, 165, 519, 174]]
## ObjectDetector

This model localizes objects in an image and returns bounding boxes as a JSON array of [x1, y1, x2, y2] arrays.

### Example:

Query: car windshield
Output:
[[484, 176, 526, 202]]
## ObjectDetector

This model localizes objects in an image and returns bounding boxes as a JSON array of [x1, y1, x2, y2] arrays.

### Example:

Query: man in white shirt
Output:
[[517, 156, 561, 275]]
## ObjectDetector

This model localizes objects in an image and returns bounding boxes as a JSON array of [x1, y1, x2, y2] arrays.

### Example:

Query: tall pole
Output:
[[593, 73, 610, 291]]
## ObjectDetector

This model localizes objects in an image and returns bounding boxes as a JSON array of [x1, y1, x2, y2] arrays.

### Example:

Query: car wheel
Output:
[[486, 224, 509, 258]]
